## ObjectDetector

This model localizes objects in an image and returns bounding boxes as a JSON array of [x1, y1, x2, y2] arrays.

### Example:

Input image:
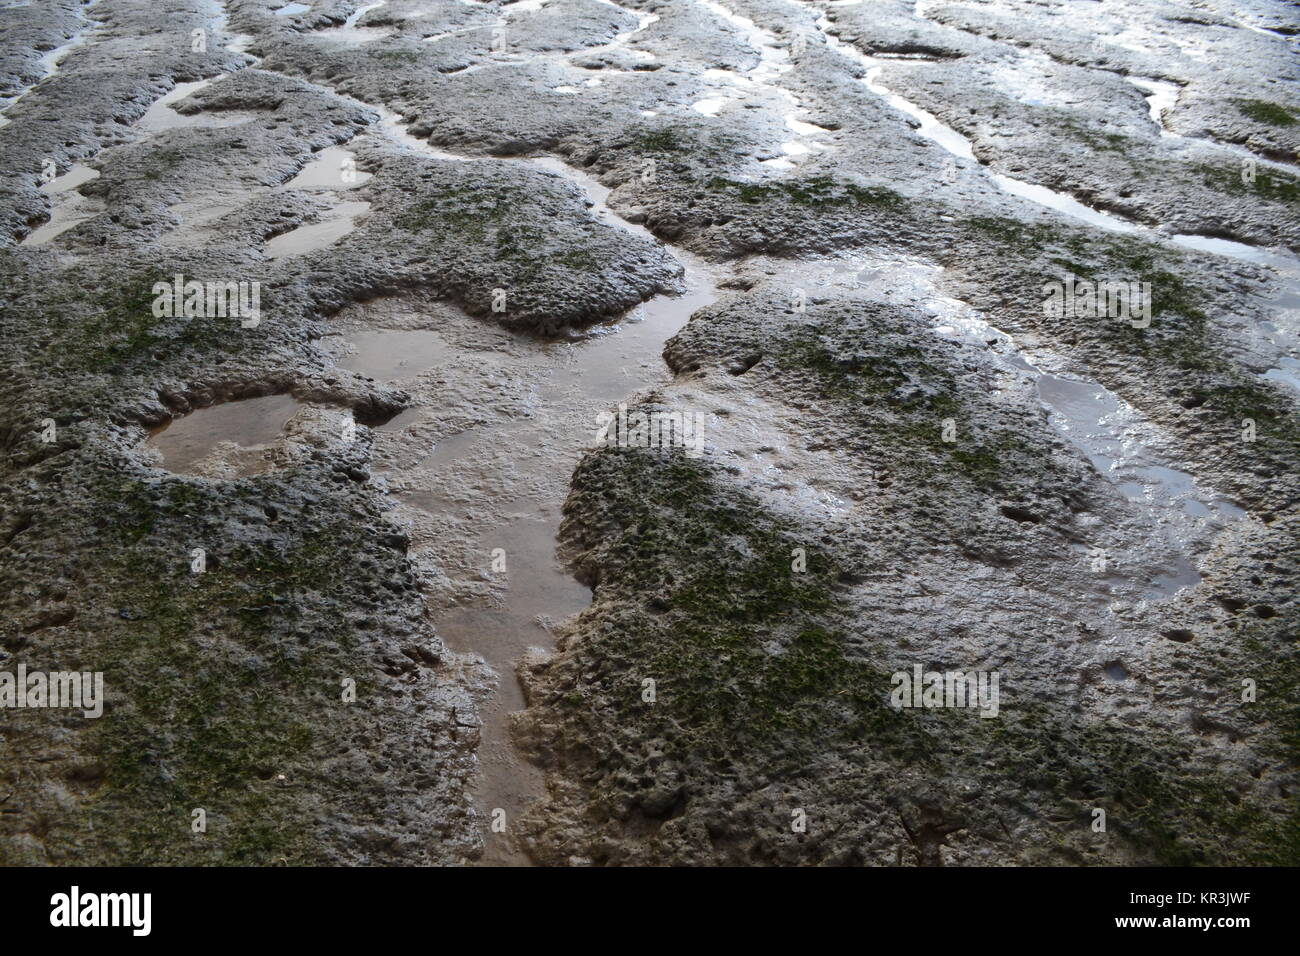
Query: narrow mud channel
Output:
[[340, 166, 725, 862], [307, 86, 728, 863]]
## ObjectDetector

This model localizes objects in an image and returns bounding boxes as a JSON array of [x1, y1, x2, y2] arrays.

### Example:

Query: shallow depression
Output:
[[146, 394, 303, 477], [320, 145, 724, 861], [265, 200, 370, 259], [344, 266, 721, 865]]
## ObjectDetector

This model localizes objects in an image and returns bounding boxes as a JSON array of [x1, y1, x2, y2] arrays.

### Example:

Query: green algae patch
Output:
[[2, 263, 276, 379], [1057, 119, 1131, 154], [769, 322, 1042, 491], [971, 222, 1213, 361], [550, 450, 933, 774], [624, 125, 746, 166], [1185, 376, 1300, 446], [81, 472, 385, 864], [772, 327, 920, 400], [963, 214, 1060, 251], [1192, 160, 1300, 205], [708, 175, 906, 211], [393, 182, 527, 241], [986, 700, 1296, 865], [1234, 99, 1298, 128], [629, 126, 693, 154]]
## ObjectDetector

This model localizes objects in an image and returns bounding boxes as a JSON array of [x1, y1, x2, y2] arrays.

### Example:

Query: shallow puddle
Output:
[[1170, 233, 1300, 271], [1263, 357, 1300, 394], [313, 1, 395, 45], [28, 163, 101, 246], [366, 253, 719, 861], [1128, 77, 1180, 134], [938, 305, 1245, 597], [401, 269, 721, 856], [21, 192, 102, 246], [146, 394, 303, 477], [336, 328, 450, 380], [169, 199, 241, 229], [416, 427, 482, 471], [265, 200, 369, 258], [283, 146, 371, 190], [429, 508, 592, 866], [135, 80, 259, 134], [1034, 373, 1245, 597], [41, 163, 99, 193]]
